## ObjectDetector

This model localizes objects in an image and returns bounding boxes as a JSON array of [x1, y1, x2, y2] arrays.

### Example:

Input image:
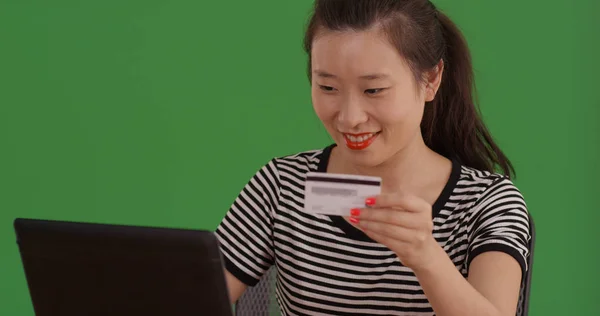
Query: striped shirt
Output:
[[216, 144, 531, 315]]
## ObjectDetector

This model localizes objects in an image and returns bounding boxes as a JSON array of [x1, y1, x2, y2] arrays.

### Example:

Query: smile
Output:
[[343, 132, 380, 150]]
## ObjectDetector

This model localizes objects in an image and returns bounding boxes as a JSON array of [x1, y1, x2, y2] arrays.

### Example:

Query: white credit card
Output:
[[304, 172, 382, 216]]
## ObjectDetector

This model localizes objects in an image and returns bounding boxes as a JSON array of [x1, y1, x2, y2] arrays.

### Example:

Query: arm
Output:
[[215, 160, 280, 303], [412, 246, 522, 316], [224, 269, 248, 304], [413, 177, 529, 316], [355, 178, 530, 316]]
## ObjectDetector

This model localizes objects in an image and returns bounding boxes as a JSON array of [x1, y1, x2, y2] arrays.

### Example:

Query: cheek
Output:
[[376, 91, 426, 129], [376, 93, 413, 121], [311, 92, 336, 122]]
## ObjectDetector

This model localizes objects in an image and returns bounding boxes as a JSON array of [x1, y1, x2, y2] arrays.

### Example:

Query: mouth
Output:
[[342, 132, 381, 150]]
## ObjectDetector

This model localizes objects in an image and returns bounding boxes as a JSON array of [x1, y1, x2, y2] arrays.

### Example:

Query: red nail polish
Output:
[[365, 197, 376, 206], [350, 208, 361, 216], [349, 217, 359, 224]]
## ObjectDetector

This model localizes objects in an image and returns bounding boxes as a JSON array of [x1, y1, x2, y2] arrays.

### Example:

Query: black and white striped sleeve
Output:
[[215, 159, 280, 286], [465, 177, 531, 277]]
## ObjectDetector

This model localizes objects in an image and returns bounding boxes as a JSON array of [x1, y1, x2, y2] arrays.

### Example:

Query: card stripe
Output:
[[306, 176, 381, 186]]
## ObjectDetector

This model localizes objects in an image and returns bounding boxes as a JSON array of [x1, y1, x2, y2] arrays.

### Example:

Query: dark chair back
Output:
[[517, 213, 536, 316], [234, 267, 278, 316]]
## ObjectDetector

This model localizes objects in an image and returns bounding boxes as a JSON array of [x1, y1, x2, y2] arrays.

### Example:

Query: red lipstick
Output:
[[343, 132, 379, 150]]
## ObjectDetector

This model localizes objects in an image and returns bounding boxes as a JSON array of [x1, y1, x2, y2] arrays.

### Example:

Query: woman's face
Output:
[[311, 27, 440, 168]]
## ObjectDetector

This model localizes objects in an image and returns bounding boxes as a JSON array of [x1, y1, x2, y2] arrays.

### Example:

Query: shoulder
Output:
[[249, 147, 328, 191], [269, 147, 327, 176], [457, 164, 526, 206], [457, 166, 532, 275], [274, 147, 326, 166], [457, 164, 529, 229]]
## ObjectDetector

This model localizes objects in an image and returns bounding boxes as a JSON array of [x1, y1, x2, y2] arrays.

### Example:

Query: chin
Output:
[[340, 144, 387, 168]]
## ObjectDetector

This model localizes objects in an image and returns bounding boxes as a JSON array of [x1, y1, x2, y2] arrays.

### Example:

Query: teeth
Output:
[[347, 133, 374, 143]]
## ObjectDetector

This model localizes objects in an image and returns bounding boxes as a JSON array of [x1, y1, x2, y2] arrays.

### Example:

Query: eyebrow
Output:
[[313, 70, 390, 80], [359, 73, 389, 80]]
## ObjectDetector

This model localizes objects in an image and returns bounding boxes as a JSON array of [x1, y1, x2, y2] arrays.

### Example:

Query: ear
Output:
[[424, 59, 444, 102]]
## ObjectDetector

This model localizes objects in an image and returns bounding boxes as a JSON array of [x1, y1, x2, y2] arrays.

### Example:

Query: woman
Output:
[[217, 0, 531, 315]]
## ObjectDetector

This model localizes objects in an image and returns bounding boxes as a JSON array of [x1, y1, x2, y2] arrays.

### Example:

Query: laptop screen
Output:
[[14, 218, 233, 316]]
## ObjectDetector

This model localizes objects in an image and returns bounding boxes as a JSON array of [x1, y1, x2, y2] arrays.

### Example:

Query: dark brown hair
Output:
[[303, 0, 515, 179]]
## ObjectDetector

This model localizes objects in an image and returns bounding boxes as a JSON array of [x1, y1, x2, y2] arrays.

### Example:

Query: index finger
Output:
[[366, 193, 430, 212]]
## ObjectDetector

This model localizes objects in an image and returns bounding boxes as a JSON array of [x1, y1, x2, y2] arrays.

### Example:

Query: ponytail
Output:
[[421, 11, 515, 179]]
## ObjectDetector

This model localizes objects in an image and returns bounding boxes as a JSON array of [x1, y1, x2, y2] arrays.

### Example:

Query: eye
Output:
[[365, 88, 386, 95], [319, 85, 337, 92]]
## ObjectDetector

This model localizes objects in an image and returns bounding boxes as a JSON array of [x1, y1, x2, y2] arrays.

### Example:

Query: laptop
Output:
[[13, 218, 234, 316]]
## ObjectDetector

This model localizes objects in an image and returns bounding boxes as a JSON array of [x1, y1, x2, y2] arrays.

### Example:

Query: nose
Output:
[[337, 94, 368, 129]]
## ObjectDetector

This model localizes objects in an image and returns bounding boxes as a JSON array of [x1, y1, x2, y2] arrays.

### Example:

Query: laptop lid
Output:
[[13, 218, 233, 316]]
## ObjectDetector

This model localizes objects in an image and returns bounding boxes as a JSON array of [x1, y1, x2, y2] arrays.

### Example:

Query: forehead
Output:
[[310, 28, 410, 77]]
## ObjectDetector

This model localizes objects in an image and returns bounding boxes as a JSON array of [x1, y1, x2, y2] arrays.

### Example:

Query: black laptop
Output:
[[13, 218, 233, 316]]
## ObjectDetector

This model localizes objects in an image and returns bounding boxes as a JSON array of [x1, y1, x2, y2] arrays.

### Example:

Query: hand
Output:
[[349, 194, 441, 271]]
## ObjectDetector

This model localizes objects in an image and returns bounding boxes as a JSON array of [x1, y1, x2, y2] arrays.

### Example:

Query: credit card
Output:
[[304, 172, 382, 216]]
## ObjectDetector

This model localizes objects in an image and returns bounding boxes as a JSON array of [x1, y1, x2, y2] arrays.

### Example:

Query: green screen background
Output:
[[1, 0, 598, 314]]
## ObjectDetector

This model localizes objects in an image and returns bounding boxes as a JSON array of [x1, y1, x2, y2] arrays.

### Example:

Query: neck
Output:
[[333, 135, 451, 198]]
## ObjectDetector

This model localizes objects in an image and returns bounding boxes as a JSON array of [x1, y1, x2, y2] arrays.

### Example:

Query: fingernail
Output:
[[349, 217, 359, 224], [350, 208, 361, 216], [365, 197, 376, 206]]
